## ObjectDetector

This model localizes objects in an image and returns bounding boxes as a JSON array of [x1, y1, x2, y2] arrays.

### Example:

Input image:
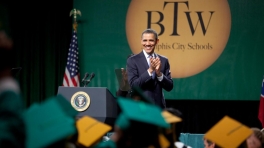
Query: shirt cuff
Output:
[[157, 73, 163, 81], [147, 70, 151, 76]]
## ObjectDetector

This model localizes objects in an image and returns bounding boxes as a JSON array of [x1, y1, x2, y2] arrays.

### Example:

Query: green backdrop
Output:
[[74, 0, 264, 100]]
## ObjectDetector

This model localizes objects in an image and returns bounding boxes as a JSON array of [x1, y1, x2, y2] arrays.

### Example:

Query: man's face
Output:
[[141, 33, 159, 55]]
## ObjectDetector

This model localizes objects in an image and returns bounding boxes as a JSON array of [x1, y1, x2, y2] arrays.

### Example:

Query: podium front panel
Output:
[[57, 86, 118, 125]]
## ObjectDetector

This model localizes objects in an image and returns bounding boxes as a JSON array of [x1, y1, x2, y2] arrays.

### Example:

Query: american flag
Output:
[[62, 30, 80, 87], [258, 77, 264, 128]]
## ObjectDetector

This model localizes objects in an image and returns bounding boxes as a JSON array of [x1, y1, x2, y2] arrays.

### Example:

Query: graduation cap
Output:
[[55, 94, 77, 117], [76, 115, 112, 147], [204, 116, 253, 148], [161, 110, 182, 147], [23, 95, 78, 148], [115, 97, 170, 129], [115, 113, 130, 130], [162, 110, 182, 124], [158, 134, 170, 148], [129, 86, 154, 104]]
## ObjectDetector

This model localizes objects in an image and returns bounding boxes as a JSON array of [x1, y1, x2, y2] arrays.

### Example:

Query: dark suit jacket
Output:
[[126, 51, 173, 108]]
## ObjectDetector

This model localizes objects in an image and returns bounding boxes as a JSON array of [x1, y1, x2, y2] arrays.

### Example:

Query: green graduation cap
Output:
[[115, 113, 131, 130], [129, 86, 154, 104], [23, 95, 78, 148], [116, 97, 170, 129], [55, 94, 78, 117]]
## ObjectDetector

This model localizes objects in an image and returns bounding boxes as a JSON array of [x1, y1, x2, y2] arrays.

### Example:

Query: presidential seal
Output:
[[71, 91, 90, 111]]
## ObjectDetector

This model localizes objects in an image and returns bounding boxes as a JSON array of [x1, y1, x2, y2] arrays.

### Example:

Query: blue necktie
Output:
[[148, 55, 156, 79]]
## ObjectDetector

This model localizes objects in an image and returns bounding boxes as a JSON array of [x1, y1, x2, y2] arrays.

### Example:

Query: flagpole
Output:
[[69, 8, 82, 32], [62, 8, 82, 87]]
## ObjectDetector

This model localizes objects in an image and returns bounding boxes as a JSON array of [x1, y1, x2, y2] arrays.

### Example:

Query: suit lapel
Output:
[[139, 51, 149, 70]]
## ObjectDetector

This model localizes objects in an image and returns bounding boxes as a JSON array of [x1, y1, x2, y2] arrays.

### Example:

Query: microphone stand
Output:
[[83, 80, 91, 87], [83, 73, 95, 87]]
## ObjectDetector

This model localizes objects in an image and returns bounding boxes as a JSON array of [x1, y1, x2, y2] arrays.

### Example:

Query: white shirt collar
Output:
[[143, 50, 156, 58]]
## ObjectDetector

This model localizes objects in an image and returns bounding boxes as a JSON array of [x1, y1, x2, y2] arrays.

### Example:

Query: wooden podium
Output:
[[57, 86, 118, 126]]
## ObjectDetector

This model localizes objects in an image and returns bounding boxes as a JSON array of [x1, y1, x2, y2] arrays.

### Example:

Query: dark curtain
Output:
[[5, 1, 73, 107]]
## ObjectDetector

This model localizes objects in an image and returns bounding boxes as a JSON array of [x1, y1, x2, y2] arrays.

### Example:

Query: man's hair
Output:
[[141, 28, 158, 40], [251, 127, 264, 147]]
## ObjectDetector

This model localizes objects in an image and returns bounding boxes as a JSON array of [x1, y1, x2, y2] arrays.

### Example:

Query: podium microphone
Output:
[[81, 72, 89, 83], [88, 73, 95, 82], [84, 73, 95, 87]]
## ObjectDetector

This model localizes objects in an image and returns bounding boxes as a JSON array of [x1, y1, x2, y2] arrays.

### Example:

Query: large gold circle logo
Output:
[[71, 91, 91, 112], [126, 0, 231, 78]]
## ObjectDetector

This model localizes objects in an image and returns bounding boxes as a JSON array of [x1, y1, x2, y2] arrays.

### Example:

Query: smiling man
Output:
[[126, 28, 173, 109]]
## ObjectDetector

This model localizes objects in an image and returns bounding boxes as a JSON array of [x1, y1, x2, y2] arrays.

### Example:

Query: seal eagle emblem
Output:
[[71, 91, 90, 111]]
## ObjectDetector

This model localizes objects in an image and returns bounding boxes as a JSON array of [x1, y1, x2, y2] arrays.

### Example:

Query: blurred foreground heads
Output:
[[246, 127, 264, 148], [94, 91, 186, 148], [95, 96, 183, 148], [23, 95, 78, 148], [203, 138, 220, 148], [204, 115, 255, 148], [0, 31, 12, 50], [113, 97, 169, 148], [76, 115, 112, 147], [0, 27, 25, 147]]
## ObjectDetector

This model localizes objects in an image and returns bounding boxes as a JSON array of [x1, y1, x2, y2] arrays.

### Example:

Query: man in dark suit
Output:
[[126, 28, 173, 109]]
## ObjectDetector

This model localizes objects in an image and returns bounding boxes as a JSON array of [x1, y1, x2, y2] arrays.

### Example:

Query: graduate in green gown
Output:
[[0, 16, 25, 147]]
